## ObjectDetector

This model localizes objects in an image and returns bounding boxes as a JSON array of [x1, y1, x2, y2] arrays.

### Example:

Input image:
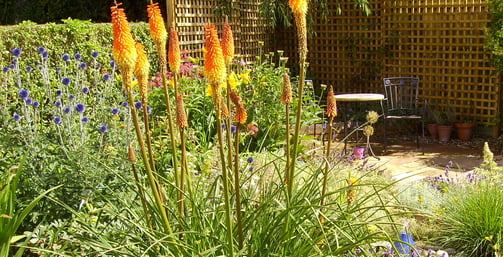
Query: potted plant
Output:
[[455, 118, 475, 141], [425, 106, 440, 139], [435, 107, 456, 142]]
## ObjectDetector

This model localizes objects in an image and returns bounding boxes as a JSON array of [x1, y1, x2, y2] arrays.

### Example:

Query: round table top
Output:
[[334, 93, 385, 102]]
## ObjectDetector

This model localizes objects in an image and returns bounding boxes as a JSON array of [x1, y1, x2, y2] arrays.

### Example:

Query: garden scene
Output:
[[1, 0, 503, 256]]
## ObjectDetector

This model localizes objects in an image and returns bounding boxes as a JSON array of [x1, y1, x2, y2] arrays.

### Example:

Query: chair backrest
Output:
[[383, 77, 420, 112]]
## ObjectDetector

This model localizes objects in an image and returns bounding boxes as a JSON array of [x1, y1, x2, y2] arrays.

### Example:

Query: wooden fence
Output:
[[277, 0, 500, 130]]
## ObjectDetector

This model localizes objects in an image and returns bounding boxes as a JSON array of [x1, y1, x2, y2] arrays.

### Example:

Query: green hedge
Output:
[[0, 19, 158, 72]]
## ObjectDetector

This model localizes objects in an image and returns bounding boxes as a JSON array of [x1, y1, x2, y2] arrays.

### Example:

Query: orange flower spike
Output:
[[176, 94, 188, 128], [204, 25, 227, 87], [134, 42, 150, 101], [281, 72, 293, 104], [168, 27, 181, 74], [111, 3, 137, 75], [220, 97, 229, 118], [147, 3, 167, 47], [222, 22, 235, 65], [289, 0, 308, 16], [326, 85, 337, 118], [230, 91, 247, 124]]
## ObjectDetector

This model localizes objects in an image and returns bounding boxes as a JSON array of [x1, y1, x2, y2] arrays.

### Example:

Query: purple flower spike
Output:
[[121, 101, 128, 107], [32, 101, 40, 108], [91, 50, 99, 58], [54, 100, 62, 108], [37, 46, 46, 53], [13, 113, 21, 121], [81, 117, 89, 123], [135, 101, 142, 110], [99, 125, 108, 133], [62, 54, 70, 61], [231, 125, 237, 133], [42, 51, 49, 58], [62, 77, 71, 86], [2, 66, 8, 72], [74, 53, 82, 60], [103, 74, 111, 81], [79, 62, 87, 69], [26, 66, 33, 72], [12, 48, 21, 57], [54, 116, 62, 124], [75, 103, 85, 113], [63, 107, 72, 114], [111, 108, 119, 115], [19, 89, 29, 99], [82, 87, 89, 94]]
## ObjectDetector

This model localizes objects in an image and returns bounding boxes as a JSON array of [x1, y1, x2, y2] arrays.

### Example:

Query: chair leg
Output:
[[383, 117, 387, 152]]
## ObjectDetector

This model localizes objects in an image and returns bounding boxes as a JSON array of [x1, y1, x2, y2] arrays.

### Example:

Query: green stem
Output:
[[131, 163, 153, 231], [172, 73, 187, 217], [321, 116, 334, 207], [233, 125, 244, 249], [284, 103, 291, 185], [141, 97, 156, 173]]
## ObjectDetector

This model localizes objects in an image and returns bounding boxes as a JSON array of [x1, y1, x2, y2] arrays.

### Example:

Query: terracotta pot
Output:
[[426, 123, 438, 139], [455, 123, 474, 141], [437, 125, 453, 142]]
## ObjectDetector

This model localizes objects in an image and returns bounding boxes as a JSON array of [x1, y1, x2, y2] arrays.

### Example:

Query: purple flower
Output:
[[19, 89, 29, 99], [62, 77, 71, 86], [63, 107, 72, 114], [121, 101, 128, 107], [26, 65, 33, 72], [91, 50, 99, 58], [37, 46, 46, 53], [42, 51, 49, 58], [222, 123, 226, 129], [81, 117, 89, 123], [32, 101, 40, 108], [9, 64, 15, 69], [12, 58, 18, 64], [240, 59, 247, 66], [103, 74, 111, 81], [62, 54, 70, 62], [82, 87, 89, 94], [69, 94, 75, 101], [54, 116, 62, 124], [74, 53, 82, 60], [54, 100, 62, 108], [111, 108, 119, 115], [2, 66, 8, 72], [135, 101, 142, 110], [247, 157, 255, 164], [75, 103, 85, 113], [231, 125, 237, 133], [110, 61, 116, 68], [12, 48, 21, 57], [79, 62, 87, 69], [25, 98, 33, 105], [56, 89, 63, 96], [147, 106, 151, 114], [13, 113, 21, 121], [99, 125, 108, 133]]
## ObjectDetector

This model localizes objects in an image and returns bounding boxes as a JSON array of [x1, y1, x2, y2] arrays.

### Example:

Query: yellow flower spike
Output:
[[205, 84, 213, 96], [281, 72, 292, 104], [289, 0, 308, 16], [168, 27, 181, 74], [289, 0, 309, 59], [239, 69, 251, 84], [134, 42, 150, 102], [227, 72, 240, 90], [147, 3, 167, 48], [222, 22, 235, 65], [111, 2, 137, 86], [204, 25, 227, 87], [326, 85, 337, 118]]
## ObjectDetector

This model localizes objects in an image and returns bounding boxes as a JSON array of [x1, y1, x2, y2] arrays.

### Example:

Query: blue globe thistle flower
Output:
[[12, 58, 18, 64], [19, 89, 29, 99], [82, 87, 89, 94], [37, 46, 45, 53], [74, 53, 82, 60], [231, 125, 237, 133], [147, 106, 151, 114], [25, 98, 33, 105], [111, 108, 120, 115], [62, 54, 70, 62], [110, 61, 116, 68], [9, 64, 15, 69], [63, 107, 72, 114], [247, 157, 255, 164], [79, 62, 87, 69], [222, 123, 226, 129], [99, 125, 108, 133], [62, 77, 71, 86], [75, 103, 85, 113], [81, 117, 89, 123], [56, 89, 62, 96], [38, 66, 43, 70], [26, 66, 33, 72], [12, 48, 21, 57], [42, 51, 49, 58], [69, 94, 75, 101], [91, 50, 99, 58], [32, 101, 40, 108], [135, 101, 142, 110], [121, 101, 128, 107], [13, 113, 21, 121], [103, 74, 111, 81], [53, 116, 62, 124], [2, 66, 8, 72], [54, 100, 62, 108]]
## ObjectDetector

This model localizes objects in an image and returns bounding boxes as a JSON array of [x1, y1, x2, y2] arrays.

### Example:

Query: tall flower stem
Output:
[[129, 156, 153, 231], [141, 97, 156, 172], [214, 94, 235, 257], [284, 103, 291, 184], [321, 116, 334, 207], [126, 86, 173, 235], [233, 124, 244, 249]]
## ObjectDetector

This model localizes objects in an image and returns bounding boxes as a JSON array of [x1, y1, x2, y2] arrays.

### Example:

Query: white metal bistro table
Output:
[[334, 93, 385, 159]]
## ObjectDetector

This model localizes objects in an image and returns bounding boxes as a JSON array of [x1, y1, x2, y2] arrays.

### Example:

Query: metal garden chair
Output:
[[382, 77, 426, 152]]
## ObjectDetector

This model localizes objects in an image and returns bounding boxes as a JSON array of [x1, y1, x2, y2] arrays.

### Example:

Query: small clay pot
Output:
[[455, 123, 474, 141]]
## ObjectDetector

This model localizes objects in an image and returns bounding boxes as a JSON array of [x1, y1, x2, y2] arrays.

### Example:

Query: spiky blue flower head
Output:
[[42, 51, 49, 59], [19, 89, 29, 99], [69, 95, 75, 101], [54, 100, 62, 108], [111, 108, 120, 115], [247, 157, 255, 164], [9, 64, 15, 69], [79, 62, 87, 70], [62, 77, 71, 86], [75, 103, 85, 113], [13, 113, 21, 121], [82, 87, 89, 94], [91, 50, 99, 58], [26, 66, 33, 72], [147, 106, 151, 114], [135, 101, 142, 110], [222, 123, 226, 129], [2, 66, 8, 72], [12, 48, 21, 57], [110, 61, 116, 68], [25, 98, 33, 105], [37, 46, 45, 54], [56, 89, 62, 96], [231, 125, 237, 133], [63, 107, 72, 114], [38, 66, 43, 71], [54, 116, 62, 124], [62, 54, 70, 62], [103, 74, 111, 81], [81, 116, 89, 123], [99, 125, 108, 133], [32, 101, 40, 108], [74, 53, 82, 60], [121, 101, 128, 107]]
